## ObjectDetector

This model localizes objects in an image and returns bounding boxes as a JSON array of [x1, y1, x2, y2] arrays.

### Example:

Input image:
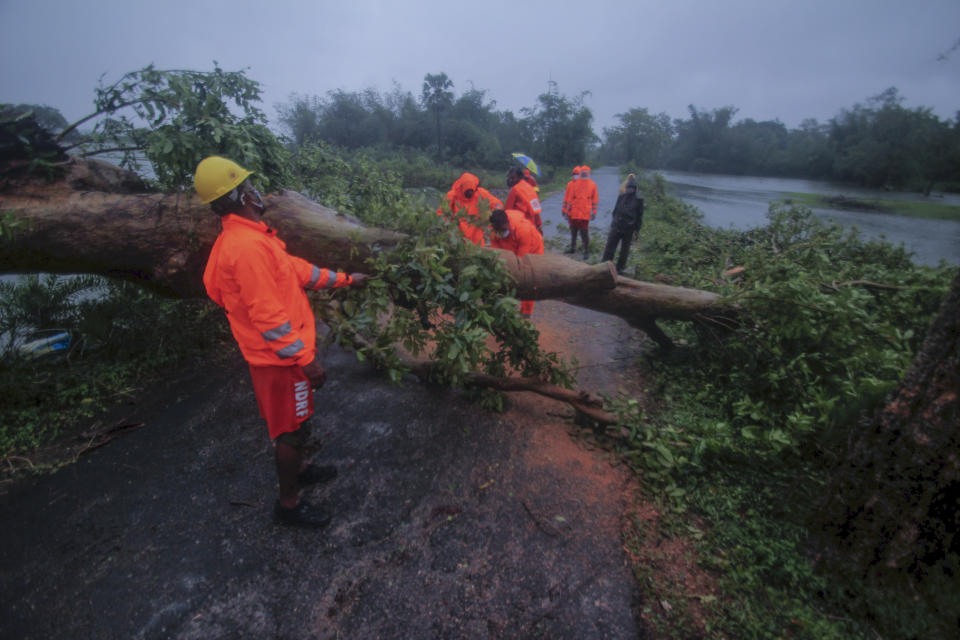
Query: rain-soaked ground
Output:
[[1, 168, 665, 638], [0, 296, 654, 640]]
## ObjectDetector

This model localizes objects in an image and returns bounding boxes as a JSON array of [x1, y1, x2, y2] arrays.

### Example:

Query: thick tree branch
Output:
[[343, 329, 620, 426], [0, 157, 729, 342]]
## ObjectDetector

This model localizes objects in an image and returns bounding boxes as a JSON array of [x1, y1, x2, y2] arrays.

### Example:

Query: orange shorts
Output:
[[248, 364, 314, 440]]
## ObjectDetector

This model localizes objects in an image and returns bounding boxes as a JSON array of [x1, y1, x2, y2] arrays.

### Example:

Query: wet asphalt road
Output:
[[0, 328, 644, 639]]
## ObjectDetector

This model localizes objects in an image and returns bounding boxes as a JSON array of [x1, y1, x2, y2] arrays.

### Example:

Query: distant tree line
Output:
[[7, 65, 957, 195], [598, 87, 960, 194], [275, 75, 595, 177]]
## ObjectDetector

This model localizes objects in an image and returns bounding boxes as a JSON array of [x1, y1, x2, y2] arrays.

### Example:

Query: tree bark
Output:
[[1, 157, 726, 340], [818, 269, 960, 581]]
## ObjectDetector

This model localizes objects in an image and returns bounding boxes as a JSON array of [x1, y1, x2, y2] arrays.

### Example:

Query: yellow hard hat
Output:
[[193, 156, 253, 204]]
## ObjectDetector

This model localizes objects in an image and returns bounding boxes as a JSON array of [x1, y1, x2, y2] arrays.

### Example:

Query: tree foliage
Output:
[[421, 72, 454, 160], [520, 81, 595, 168], [274, 75, 600, 180], [605, 176, 957, 637], [598, 107, 673, 167], [54, 64, 291, 191]]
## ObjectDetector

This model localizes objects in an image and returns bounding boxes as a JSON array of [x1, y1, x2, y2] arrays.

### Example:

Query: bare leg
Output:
[[275, 441, 303, 508]]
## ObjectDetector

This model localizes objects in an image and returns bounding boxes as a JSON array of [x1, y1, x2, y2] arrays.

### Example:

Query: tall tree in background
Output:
[[444, 87, 503, 167], [275, 93, 323, 147], [827, 87, 958, 191], [521, 81, 594, 167], [600, 107, 673, 167], [666, 105, 738, 172], [784, 118, 833, 178], [421, 72, 454, 161]]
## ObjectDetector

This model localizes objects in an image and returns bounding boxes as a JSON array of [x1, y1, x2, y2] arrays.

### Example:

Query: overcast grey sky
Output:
[[1, 0, 957, 136]]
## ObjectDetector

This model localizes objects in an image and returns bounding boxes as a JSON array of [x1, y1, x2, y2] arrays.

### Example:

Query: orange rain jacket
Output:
[[203, 214, 352, 367], [489, 209, 545, 258], [566, 175, 598, 222], [561, 168, 580, 218], [505, 179, 543, 230], [436, 173, 503, 246], [490, 209, 544, 316]]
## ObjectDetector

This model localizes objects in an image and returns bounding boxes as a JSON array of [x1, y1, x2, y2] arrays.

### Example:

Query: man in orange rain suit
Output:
[[505, 166, 543, 235], [489, 208, 544, 317], [195, 156, 369, 530], [564, 164, 599, 260], [436, 172, 503, 246]]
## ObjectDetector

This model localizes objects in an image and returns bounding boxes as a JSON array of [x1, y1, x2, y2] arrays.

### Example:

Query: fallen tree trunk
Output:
[[1, 158, 727, 340]]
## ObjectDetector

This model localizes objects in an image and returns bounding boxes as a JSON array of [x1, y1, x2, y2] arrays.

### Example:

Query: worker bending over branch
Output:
[[489, 208, 545, 318]]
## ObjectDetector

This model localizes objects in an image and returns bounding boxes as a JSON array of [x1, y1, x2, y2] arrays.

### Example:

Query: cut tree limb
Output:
[[344, 329, 620, 426]]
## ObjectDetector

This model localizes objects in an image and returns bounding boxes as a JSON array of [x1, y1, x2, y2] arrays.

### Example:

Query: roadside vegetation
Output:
[[0, 275, 231, 457], [2, 65, 958, 638], [591, 171, 956, 637]]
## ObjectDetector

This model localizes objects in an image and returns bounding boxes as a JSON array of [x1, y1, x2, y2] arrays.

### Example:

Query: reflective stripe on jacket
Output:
[[490, 209, 544, 258], [505, 180, 543, 229], [203, 214, 351, 367]]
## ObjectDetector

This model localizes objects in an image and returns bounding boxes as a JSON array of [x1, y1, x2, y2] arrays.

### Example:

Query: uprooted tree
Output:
[[0, 157, 727, 330], [0, 156, 730, 424]]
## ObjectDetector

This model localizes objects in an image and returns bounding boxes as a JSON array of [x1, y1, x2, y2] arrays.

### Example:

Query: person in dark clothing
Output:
[[601, 174, 644, 274]]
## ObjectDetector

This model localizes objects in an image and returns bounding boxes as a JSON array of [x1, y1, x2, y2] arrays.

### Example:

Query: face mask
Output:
[[243, 188, 265, 215], [494, 227, 510, 239]]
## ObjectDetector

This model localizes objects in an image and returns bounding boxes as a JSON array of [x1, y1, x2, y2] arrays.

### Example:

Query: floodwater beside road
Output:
[[656, 169, 960, 266], [540, 167, 960, 267]]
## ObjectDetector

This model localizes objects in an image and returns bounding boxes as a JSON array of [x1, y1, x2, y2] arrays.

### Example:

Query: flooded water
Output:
[[654, 170, 960, 266]]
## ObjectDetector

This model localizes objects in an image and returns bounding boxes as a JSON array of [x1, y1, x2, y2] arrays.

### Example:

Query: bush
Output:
[[0, 276, 230, 457]]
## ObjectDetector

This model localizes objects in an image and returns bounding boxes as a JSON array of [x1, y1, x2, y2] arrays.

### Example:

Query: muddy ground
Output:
[[0, 295, 659, 640]]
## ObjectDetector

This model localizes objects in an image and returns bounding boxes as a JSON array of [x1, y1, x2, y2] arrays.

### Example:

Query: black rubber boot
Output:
[[274, 500, 332, 529], [298, 463, 338, 487]]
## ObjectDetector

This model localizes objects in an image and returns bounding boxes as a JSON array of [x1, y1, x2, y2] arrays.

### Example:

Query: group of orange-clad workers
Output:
[[437, 165, 599, 317], [437, 164, 602, 317], [437, 166, 545, 316]]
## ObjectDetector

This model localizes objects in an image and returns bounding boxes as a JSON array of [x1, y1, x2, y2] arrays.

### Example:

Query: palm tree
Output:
[[421, 72, 454, 161]]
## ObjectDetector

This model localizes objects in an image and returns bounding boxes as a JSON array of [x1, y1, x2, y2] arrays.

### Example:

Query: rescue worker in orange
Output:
[[436, 172, 503, 246], [489, 208, 544, 317], [195, 156, 368, 530], [504, 166, 543, 235], [564, 164, 599, 259]]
